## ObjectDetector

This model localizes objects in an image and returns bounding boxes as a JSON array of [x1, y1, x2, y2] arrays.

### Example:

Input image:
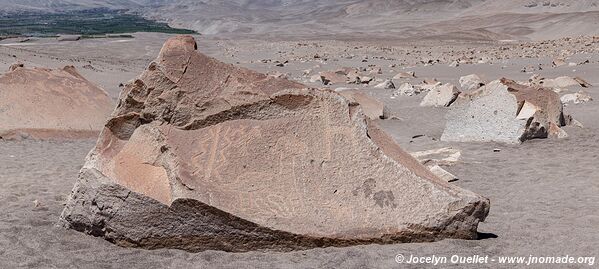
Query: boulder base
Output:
[[60, 35, 489, 252]]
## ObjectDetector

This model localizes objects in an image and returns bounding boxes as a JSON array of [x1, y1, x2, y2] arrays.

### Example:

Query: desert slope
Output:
[[1, 0, 598, 40]]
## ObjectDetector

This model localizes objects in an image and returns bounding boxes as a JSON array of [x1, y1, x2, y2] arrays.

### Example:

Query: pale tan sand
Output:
[[0, 33, 598, 268]]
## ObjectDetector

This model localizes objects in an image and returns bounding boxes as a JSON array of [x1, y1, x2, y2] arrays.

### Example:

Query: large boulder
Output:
[[442, 79, 568, 144], [60, 36, 489, 252], [0, 65, 113, 139]]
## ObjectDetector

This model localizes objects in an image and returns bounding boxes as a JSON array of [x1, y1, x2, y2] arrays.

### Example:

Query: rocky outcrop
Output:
[[60, 36, 490, 252], [442, 78, 568, 144], [0, 65, 113, 140]]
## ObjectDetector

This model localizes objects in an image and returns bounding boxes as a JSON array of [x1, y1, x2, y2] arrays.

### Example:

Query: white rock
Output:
[[392, 83, 418, 97], [459, 74, 485, 91], [374, 79, 395, 89], [420, 84, 461, 107], [561, 91, 592, 104], [393, 71, 416, 80], [428, 165, 459, 182]]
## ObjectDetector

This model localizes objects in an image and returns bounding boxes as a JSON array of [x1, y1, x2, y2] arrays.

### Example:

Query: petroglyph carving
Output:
[[61, 35, 490, 252]]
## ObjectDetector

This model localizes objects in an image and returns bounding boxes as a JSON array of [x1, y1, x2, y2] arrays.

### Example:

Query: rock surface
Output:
[[536, 76, 592, 88], [0, 65, 113, 139], [373, 79, 395, 89], [420, 83, 461, 107], [60, 36, 490, 252], [8, 62, 24, 72], [338, 90, 389, 120], [442, 79, 568, 144], [459, 74, 485, 91], [561, 91, 593, 104]]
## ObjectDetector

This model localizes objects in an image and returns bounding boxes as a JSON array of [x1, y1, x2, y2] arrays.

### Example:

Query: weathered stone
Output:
[[60, 36, 489, 252], [561, 91, 593, 104], [392, 82, 424, 97], [459, 74, 485, 91], [410, 147, 461, 167], [393, 71, 416, 80], [551, 58, 566, 67], [0, 65, 113, 139], [338, 90, 389, 119], [536, 76, 592, 88], [359, 76, 373, 84], [420, 83, 461, 107], [309, 74, 323, 83], [442, 79, 568, 144], [429, 165, 459, 182], [319, 71, 347, 85], [373, 79, 395, 89]]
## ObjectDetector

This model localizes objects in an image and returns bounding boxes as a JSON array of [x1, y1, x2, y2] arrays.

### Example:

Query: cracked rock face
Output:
[[0, 65, 113, 139], [442, 79, 568, 144], [60, 35, 490, 252]]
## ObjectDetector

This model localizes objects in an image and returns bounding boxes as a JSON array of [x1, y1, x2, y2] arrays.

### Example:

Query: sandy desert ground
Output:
[[0, 32, 597, 268]]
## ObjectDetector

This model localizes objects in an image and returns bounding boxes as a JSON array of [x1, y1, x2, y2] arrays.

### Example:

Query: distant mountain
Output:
[[1, 0, 598, 40]]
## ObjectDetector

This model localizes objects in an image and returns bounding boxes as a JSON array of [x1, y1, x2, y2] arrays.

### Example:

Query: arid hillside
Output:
[[1, 0, 598, 40]]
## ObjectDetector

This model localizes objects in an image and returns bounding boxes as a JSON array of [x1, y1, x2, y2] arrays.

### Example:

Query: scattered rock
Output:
[[59, 36, 489, 252], [373, 79, 395, 89], [393, 71, 416, 80], [339, 90, 389, 119], [367, 66, 382, 75], [551, 58, 566, 67], [309, 74, 323, 83], [429, 165, 459, 182], [561, 91, 592, 104], [392, 83, 421, 97], [422, 78, 440, 85], [359, 76, 373, 84], [536, 76, 592, 88], [442, 79, 569, 144], [420, 84, 461, 107], [319, 70, 348, 85], [410, 147, 461, 166], [268, 71, 289, 79], [459, 74, 485, 91]]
